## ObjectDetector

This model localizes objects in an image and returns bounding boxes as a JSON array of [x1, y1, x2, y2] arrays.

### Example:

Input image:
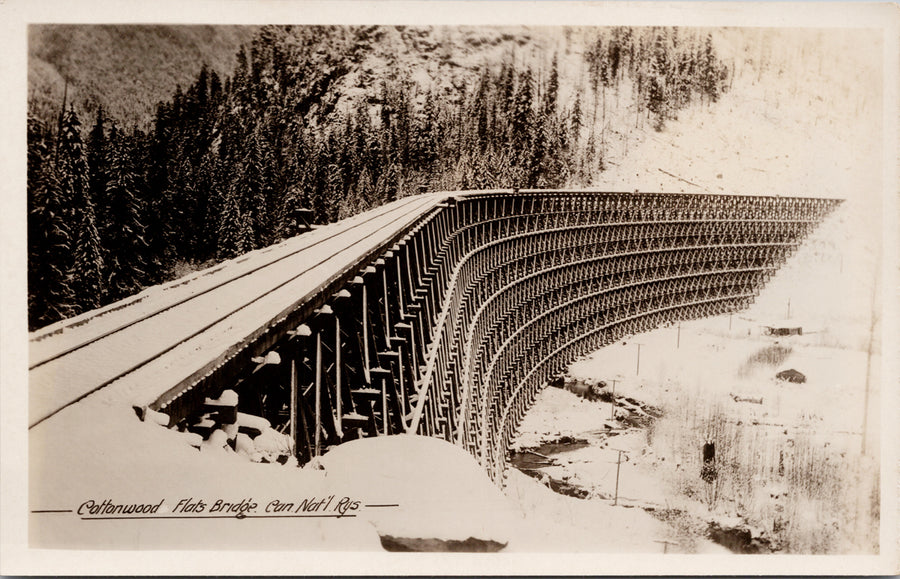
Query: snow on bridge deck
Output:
[[28, 193, 445, 428]]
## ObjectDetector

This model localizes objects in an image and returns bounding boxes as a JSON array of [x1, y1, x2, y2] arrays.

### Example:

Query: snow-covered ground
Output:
[[29, 379, 713, 557]]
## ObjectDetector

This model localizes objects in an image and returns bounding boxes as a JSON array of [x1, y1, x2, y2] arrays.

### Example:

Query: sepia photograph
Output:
[[1, 0, 898, 575]]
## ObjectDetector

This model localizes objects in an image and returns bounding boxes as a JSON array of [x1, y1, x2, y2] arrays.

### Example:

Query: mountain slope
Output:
[[28, 24, 258, 128]]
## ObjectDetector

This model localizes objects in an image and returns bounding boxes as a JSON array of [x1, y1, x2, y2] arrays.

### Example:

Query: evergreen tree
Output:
[[28, 117, 75, 328], [702, 33, 721, 104], [647, 30, 670, 131], [543, 53, 559, 118], [511, 67, 535, 181], [246, 130, 277, 247], [217, 178, 255, 260], [538, 55, 564, 187], [569, 93, 583, 142], [587, 35, 604, 125], [103, 131, 150, 300], [196, 148, 224, 261], [607, 31, 622, 85], [87, 106, 109, 222], [412, 89, 438, 169], [58, 107, 105, 311], [209, 68, 222, 106], [144, 101, 174, 266], [471, 68, 492, 151]]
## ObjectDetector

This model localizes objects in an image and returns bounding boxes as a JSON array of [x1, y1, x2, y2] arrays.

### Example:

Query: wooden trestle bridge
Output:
[[29, 190, 841, 482]]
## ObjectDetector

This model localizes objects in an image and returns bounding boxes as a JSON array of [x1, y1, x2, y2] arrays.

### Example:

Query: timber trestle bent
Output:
[[30, 190, 841, 482]]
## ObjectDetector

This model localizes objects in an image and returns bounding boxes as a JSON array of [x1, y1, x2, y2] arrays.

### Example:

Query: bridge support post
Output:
[[290, 357, 299, 461], [314, 329, 322, 457], [335, 316, 342, 436], [289, 325, 313, 465]]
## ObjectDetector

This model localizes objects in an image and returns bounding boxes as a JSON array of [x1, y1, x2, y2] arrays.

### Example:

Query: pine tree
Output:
[[471, 68, 492, 152], [217, 179, 254, 260], [103, 131, 150, 300], [246, 130, 276, 247], [58, 107, 105, 312], [197, 64, 210, 113], [88, 108, 120, 290], [209, 69, 222, 104], [543, 53, 559, 118], [28, 116, 76, 328], [196, 148, 224, 261], [144, 101, 174, 266], [233, 45, 252, 108], [648, 30, 670, 131], [87, 106, 109, 221], [497, 57, 516, 146], [511, 67, 535, 182], [587, 34, 604, 127], [607, 31, 622, 85], [412, 89, 438, 169], [702, 33, 721, 104], [569, 93, 583, 143], [538, 55, 564, 187]]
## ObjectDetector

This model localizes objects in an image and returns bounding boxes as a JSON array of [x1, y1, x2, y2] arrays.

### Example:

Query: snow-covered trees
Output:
[[27, 26, 732, 330], [28, 117, 75, 326], [102, 131, 151, 300], [580, 27, 730, 138], [58, 107, 105, 312]]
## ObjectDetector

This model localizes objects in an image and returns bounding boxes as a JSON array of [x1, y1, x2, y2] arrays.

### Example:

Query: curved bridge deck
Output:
[[29, 189, 841, 480]]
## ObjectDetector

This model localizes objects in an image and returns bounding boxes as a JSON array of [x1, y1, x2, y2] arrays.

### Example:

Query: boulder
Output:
[[775, 369, 806, 384]]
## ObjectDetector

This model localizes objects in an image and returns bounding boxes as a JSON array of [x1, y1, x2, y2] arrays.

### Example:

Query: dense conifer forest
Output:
[[27, 25, 730, 330]]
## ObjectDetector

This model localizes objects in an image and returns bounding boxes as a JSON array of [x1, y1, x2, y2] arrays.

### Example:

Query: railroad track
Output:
[[28, 193, 444, 428]]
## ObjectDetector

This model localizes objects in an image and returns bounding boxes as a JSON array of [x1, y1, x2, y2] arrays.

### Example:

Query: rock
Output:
[[776, 369, 806, 383]]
